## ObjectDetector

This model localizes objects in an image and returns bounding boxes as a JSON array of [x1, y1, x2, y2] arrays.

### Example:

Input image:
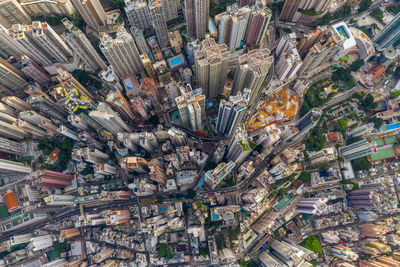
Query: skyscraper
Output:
[[184, 0, 195, 37], [149, 0, 169, 48], [297, 26, 327, 57], [373, 13, 400, 51], [106, 91, 137, 123], [70, 0, 107, 32], [218, 5, 250, 51], [232, 48, 273, 106], [160, 0, 178, 21], [216, 89, 250, 137], [100, 26, 143, 78], [184, 0, 209, 39], [245, 5, 272, 48], [0, 57, 28, 96], [195, 38, 230, 99], [339, 139, 377, 161], [0, 0, 31, 28], [19, 0, 75, 17], [131, 27, 152, 58], [89, 102, 132, 135], [280, 0, 333, 22], [175, 84, 205, 131], [226, 124, 252, 164], [0, 24, 26, 59], [11, 22, 72, 69], [124, 0, 152, 29], [298, 28, 344, 77], [275, 45, 303, 80], [296, 197, 329, 215], [62, 18, 107, 73], [20, 55, 50, 85]]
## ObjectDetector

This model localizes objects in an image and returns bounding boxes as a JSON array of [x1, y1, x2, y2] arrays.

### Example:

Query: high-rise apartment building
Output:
[[0, 137, 30, 156], [226, 124, 252, 164], [70, 0, 107, 32], [175, 84, 205, 131], [121, 157, 149, 173], [0, 120, 27, 140], [100, 26, 143, 78], [149, 0, 169, 48], [27, 94, 69, 122], [0, 0, 31, 28], [195, 38, 230, 99], [141, 55, 157, 80], [297, 26, 327, 57], [298, 28, 343, 76], [216, 89, 250, 137], [0, 57, 28, 95], [106, 91, 137, 123], [0, 25, 26, 59], [373, 13, 400, 51], [62, 18, 107, 73], [339, 139, 377, 161], [184, 0, 209, 39], [11, 22, 72, 68], [89, 102, 132, 135], [131, 27, 152, 58], [20, 55, 50, 85], [275, 45, 302, 80], [218, 5, 250, 51], [160, 0, 178, 21], [296, 197, 328, 215], [124, 0, 152, 29], [20, 0, 75, 17], [245, 5, 272, 48], [280, 0, 333, 22], [0, 158, 32, 181], [2, 96, 32, 111], [232, 48, 273, 106]]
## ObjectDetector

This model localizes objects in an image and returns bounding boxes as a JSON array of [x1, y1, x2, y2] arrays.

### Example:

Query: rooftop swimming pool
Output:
[[209, 19, 217, 35], [170, 56, 183, 66]]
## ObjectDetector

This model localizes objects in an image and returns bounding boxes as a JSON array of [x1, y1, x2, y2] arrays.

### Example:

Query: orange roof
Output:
[[326, 132, 339, 142], [4, 191, 18, 212]]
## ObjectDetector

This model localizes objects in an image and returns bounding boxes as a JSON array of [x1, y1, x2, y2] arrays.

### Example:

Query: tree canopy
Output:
[[352, 157, 372, 171], [350, 59, 364, 72]]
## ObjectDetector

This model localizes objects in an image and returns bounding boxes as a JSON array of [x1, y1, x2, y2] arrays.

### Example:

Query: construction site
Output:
[[246, 86, 300, 132]]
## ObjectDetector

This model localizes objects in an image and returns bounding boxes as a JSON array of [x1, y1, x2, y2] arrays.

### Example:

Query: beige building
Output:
[[0, 0, 31, 28], [70, 0, 107, 32], [195, 38, 230, 99], [232, 48, 273, 106], [168, 30, 183, 54], [20, 0, 75, 16]]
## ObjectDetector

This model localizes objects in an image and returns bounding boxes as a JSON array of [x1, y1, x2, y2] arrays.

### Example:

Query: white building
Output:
[[30, 235, 53, 251]]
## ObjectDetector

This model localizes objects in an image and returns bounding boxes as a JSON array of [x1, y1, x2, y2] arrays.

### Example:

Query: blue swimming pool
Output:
[[387, 123, 400, 130], [170, 56, 183, 66], [209, 19, 216, 35]]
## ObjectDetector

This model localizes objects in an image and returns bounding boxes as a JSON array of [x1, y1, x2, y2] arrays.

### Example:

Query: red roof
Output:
[[49, 148, 60, 161], [326, 132, 339, 142]]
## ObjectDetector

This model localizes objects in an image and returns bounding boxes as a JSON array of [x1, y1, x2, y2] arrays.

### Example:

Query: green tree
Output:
[[304, 125, 326, 151], [186, 189, 196, 199], [394, 67, 400, 79], [72, 69, 89, 84], [352, 157, 372, 171], [299, 171, 311, 183], [359, 0, 372, 12], [109, 0, 124, 7], [386, 62, 396, 75], [370, 8, 383, 21], [337, 118, 348, 133], [370, 117, 384, 128], [302, 236, 322, 253], [350, 59, 364, 72], [390, 91, 400, 99]]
